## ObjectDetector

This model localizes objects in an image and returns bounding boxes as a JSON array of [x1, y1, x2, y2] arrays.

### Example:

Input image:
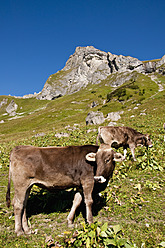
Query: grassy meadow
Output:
[[0, 72, 165, 247]]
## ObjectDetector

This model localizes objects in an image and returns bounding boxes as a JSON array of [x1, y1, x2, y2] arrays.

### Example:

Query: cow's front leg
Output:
[[67, 192, 82, 227], [82, 180, 94, 225], [22, 187, 32, 235], [123, 146, 127, 160]]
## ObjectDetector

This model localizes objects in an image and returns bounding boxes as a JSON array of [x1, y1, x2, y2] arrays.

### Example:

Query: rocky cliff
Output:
[[36, 46, 165, 100]]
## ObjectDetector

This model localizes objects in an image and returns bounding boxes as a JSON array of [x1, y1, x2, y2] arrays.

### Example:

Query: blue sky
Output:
[[0, 0, 165, 96]]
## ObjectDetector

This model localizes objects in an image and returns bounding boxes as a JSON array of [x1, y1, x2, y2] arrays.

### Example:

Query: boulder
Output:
[[86, 111, 105, 125], [106, 111, 124, 121], [108, 122, 117, 126]]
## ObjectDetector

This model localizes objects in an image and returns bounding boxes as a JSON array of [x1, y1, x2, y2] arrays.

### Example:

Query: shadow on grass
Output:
[[26, 188, 107, 221]]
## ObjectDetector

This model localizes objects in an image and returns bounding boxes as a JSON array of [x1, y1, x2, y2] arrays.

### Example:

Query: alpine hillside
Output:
[[0, 46, 165, 247]]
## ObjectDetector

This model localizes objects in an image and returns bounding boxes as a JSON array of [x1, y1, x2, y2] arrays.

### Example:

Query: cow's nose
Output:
[[94, 176, 106, 183]]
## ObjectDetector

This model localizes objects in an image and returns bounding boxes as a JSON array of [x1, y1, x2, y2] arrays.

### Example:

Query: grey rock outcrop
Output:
[[0, 98, 8, 108], [156, 55, 165, 75], [6, 100, 18, 116], [86, 111, 105, 125], [86, 110, 124, 125], [35, 46, 165, 100], [143, 61, 156, 73], [157, 55, 165, 67]]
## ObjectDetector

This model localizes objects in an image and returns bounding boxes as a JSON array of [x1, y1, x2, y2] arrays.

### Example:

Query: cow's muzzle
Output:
[[94, 176, 106, 183]]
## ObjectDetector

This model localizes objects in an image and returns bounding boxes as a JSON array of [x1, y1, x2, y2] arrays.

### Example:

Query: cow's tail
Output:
[[6, 161, 11, 208]]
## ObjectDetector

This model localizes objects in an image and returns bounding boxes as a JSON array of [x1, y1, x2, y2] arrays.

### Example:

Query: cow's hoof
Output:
[[24, 229, 32, 235], [68, 224, 74, 228], [87, 220, 93, 225], [67, 221, 74, 228], [16, 230, 24, 236]]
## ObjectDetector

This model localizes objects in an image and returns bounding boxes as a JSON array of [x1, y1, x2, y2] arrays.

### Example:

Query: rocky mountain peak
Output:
[[63, 46, 107, 70], [35, 46, 164, 100]]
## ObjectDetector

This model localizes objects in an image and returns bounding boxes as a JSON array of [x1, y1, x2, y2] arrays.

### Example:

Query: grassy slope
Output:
[[0, 72, 165, 247], [0, 72, 161, 140]]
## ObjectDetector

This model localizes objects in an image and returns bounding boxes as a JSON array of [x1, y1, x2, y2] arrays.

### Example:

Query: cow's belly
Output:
[[31, 174, 80, 190]]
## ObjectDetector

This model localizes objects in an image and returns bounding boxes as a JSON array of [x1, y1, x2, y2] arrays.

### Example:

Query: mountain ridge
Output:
[[15, 46, 165, 100]]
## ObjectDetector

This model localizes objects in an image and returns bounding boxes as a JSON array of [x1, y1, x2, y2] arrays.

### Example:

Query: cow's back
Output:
[[99, 126, 128, 145]]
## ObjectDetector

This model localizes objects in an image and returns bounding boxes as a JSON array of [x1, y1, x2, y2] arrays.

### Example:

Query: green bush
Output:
[[63, 222, 137, 248]]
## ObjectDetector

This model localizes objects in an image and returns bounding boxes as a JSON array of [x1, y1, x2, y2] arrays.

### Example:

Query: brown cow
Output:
[[96, 126, 153, 161], [6, 144, 124, 236]]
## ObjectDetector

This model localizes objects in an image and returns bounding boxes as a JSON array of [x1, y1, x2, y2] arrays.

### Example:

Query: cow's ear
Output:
[[113, 152, 124, 162], [86, 152, 96, 162]]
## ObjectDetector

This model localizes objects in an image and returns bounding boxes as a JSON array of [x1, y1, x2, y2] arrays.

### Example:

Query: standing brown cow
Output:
[[6, 144, 124, 236], [96, 126, 153, 161]]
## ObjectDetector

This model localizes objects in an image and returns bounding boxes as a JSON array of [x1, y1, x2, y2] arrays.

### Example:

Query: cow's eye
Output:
[[105, 158, 110, 164]]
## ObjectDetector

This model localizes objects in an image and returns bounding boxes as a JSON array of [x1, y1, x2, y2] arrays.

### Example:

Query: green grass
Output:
[[0, 72, 161, 141], [0, 72, 165, 247]]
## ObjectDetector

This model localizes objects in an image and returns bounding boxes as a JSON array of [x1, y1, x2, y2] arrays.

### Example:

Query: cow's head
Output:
[[86, 144, 124, 180], [143, 134, 153, 148], [136, 134, 153, 148]]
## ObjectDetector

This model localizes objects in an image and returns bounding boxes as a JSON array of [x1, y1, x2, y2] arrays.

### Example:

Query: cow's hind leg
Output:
[[13, 186, 31, 236], [22, 186, 32, 234], [13, 190, 26, 236], [67, 192, 82, 227]]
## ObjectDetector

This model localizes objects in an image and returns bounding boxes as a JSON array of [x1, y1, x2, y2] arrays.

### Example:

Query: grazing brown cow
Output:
[[96, 126, 153, 161], [6, 144, 124, 236]]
